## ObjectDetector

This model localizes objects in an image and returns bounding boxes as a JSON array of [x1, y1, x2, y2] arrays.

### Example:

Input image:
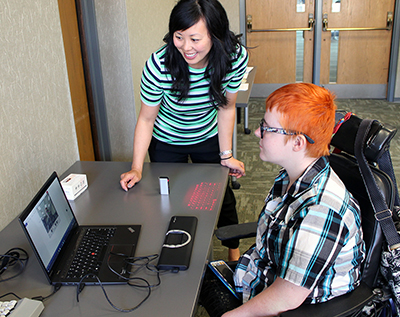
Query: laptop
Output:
[[18, 172, 141, 285]]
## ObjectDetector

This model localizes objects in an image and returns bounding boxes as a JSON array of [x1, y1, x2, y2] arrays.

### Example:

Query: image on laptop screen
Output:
[[22, 177, 76, 272]]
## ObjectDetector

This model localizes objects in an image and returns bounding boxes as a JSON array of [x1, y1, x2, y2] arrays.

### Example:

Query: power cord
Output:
[[76, 274, 152, 312], [76, 253, 164, 312], [0, 293, 22, 301], [31, 283, 62, 302], [0, 248, 29, 283], [114, 253, 163, 287], [0, 248, 172, 312], [0, 248, 61, 302], [0, 284, 62, 302]]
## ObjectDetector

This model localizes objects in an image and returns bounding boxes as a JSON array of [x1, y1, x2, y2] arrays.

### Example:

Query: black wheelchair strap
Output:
[[355, 119, 400, 250]]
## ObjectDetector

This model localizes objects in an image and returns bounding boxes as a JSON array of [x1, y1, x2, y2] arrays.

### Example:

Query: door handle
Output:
[[322, 12, 393, 32], [247, 14, 315, 33]]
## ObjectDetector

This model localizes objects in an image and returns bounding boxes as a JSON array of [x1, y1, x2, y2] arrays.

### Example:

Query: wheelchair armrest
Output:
[[215, 222, 257, 241], [281, 282, 376, 317]]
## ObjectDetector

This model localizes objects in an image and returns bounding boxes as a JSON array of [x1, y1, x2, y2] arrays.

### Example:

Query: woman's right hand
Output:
[[120, 102, 160, 192], [120, 168, 142, 191]]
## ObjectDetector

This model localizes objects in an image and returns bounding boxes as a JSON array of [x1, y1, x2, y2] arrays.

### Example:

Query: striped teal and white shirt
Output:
[[234, 156, 365, 304], [140, 44, 248, 145]]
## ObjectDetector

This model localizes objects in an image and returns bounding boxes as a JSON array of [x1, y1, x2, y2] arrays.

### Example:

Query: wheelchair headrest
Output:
[[331, 111, 397, 163]]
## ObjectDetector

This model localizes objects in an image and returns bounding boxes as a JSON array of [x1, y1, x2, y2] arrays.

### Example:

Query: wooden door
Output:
[[245, 0, 395, 98], [320, 0, 394, 86], [58, 0, 95, 161], [246, 0, 315, 84]]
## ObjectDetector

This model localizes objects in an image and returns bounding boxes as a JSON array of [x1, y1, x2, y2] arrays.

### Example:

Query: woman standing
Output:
[[120, 0, 248, 261]]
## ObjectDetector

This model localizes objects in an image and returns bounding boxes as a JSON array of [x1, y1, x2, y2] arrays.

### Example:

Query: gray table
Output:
[[0, 161, 229, 316]]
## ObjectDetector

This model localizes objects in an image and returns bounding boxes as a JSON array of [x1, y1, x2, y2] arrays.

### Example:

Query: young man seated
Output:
[[222, 83, 365, 317]]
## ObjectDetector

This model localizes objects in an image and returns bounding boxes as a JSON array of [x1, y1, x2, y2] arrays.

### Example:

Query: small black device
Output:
[[208, 260, 239, 299], [157, 216, 197, 271]]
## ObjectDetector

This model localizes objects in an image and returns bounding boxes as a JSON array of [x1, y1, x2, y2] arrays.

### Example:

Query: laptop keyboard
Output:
[[65, 227, 116, 280], [187, 182, 222, 211]]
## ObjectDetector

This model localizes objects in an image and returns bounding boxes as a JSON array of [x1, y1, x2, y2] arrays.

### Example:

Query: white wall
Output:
[[95, 0, 136, 161], [0, 0, 79, 231], [126, 0, 176, 122]]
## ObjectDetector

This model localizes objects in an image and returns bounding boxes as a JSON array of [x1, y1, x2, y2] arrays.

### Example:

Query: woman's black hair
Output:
[[163, 0, 241, 107]]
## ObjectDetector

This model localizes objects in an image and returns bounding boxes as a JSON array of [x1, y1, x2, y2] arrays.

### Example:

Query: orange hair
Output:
[[265, 83, 336, 158]]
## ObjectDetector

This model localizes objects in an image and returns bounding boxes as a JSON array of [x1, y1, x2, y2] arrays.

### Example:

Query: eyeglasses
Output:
[[259, 118, 315, 144]]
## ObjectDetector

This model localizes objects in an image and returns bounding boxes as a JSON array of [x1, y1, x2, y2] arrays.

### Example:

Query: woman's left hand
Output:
[[220, 157, 245, 178]]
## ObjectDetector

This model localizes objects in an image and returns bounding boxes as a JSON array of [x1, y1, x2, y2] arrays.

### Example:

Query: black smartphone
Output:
[[208, 260, 239, 299]]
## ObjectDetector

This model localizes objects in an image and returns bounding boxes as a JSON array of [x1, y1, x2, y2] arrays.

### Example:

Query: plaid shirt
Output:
[[234, 156, 365, 303]]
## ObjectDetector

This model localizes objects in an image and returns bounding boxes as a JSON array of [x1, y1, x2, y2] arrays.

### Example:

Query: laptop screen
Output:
[[20, 174, 76, 272]]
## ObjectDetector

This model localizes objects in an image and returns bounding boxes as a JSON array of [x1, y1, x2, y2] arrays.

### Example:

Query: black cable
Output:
[[0, 248, 29, 283], [76, 273, 152, 313], [0, 284, 62, 303], [107, 253, 164, 288], [31, 283, 62, 302], [0, 247, 59, 303], [0, 251, 174, 313], [124, 254, 163, 288], [0, 292, 22, 300], [76, 253, 163, 312]]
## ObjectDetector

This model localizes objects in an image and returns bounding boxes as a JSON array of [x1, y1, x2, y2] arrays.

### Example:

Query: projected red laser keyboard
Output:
[[187, 182, 222, 211]]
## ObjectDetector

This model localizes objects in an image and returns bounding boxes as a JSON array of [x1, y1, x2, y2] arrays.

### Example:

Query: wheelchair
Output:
[[201, 113, 398, 317]]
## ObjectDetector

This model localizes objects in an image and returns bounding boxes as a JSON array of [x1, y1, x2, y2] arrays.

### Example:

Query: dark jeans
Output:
[[148, 136, 240, 249]]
